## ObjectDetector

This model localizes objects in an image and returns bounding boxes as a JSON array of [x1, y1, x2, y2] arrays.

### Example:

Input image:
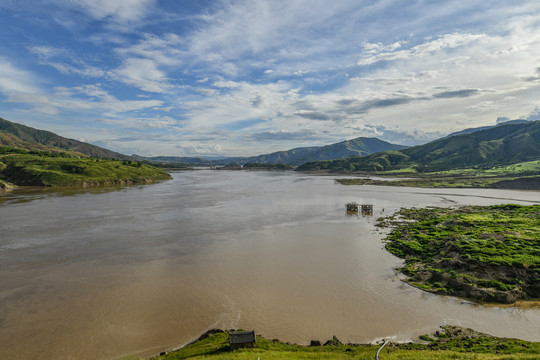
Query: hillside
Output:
[[243, 137, 407, 165], [0, 117, 132, 160], [131, 155, 247, 166], [444, 119, 528, 138], [0, 153, 171, 188], [138, 137, 407, 166], [297, 120, 540, 172], [0, 118, 171, 189]]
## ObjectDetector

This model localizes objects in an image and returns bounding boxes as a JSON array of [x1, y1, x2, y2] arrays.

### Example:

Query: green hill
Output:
[[297, 120, 540, 172], [0, 117, 132, 160], [0, 153, 171, 188], [242, 137, 407, 165], [0, 117, 171, 189], [443, 119, 528, 138]]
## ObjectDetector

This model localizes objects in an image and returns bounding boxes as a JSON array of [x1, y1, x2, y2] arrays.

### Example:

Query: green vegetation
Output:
[[0, 118, 172, 189], [335, 160, 540, 189], [216, 163, 295, 170], [297, 120, 540, 173], [0, 152, 171, 187], [0, 117, 132, 160], [138, 137, 406, 167], [242, 137, 406, 166], [377, 204, 540, 303], [217, 163, 243, 170], [242, 163, 295, 170], [132, 327, 540, 360]]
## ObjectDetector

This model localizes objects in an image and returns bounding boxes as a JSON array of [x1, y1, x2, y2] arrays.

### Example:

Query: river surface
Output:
[[1, 170, 539, 359]]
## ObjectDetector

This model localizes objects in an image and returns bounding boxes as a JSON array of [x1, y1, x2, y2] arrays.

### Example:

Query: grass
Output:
[[126, 327, 540, 360], [433, 160, 540, 176], [0, 153, 171, 187], [336, 160, 540, 189], [377, 204, 540, 303]]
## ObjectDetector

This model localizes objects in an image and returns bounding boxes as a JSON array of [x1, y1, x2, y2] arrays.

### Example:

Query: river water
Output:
[[0, 170, 539, 359]]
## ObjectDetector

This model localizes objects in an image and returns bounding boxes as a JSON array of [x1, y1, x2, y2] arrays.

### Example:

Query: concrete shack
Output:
[[361, 204, 373, 216], [229, 330, 256, 349], [346, 202, 359, 213]]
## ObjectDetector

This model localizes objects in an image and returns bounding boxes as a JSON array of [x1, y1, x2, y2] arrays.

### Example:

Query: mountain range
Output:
[[297, 120, 540, 172], [1, 117, 407, 165], [2, 117, 539, 172], [241, 137, 407, 165], [136, 137, 407, 166]]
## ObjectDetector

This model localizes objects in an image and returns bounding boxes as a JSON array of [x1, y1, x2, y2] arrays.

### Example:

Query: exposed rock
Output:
[[324, 336, 342, 346], [197, 329, 224, 341]]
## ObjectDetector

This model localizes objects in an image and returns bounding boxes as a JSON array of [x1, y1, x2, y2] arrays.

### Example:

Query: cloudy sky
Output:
[[1, 0, 540, 157]]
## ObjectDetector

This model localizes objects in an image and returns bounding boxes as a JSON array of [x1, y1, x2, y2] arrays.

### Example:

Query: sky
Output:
[[1, 0, 540, 157]]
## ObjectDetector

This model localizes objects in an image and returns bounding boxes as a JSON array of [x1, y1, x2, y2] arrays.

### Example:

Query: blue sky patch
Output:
[[0, 0, 539, 156]]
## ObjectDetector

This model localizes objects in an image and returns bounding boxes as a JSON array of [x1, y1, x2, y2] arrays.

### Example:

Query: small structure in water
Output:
[[346, 202, 359, 214], [229, 330, 256, 349], [361, 204, 374, 216], [346, 202, 373, 215]]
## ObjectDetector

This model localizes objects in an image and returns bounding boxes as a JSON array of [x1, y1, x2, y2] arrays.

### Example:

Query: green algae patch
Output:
[[378, 204, 540, 303]]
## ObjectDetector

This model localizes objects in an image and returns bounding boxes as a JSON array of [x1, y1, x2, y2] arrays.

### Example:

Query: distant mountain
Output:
[[242, 137, 407, 165], [0, 117, 132, 160], [131, 155, 212, 165], [445, 119, 529, 138], [137, 137, 407, 166], [131, 155, 247, 166], [297, 120, 540, 172]]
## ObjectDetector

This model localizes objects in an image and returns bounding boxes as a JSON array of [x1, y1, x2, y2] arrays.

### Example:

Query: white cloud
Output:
[[30, 46, 105, 78], [358, 33, 485, 66], [112, 33, 183, 92], [71, 84, 164, 112], [112, 58, 170, 93], [184, 0, 372, 76], [97, 116, 181, 129], [176, 143, 223, 155], [7, 84, 163, 115], [181, 8, 540, 146], [66, 0, 156, 25], [213, 80, 241, 88], [196, 88, 220, 96], [4, 1, 540, 156], [115, 33, 183, 66], [184, 80, 300, 129], [0, 58, 40, 94]]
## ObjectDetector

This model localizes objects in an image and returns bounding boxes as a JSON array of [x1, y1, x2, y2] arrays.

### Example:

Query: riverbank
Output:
[[331, 160, 540, 189], [377, 204, 540, 304], [136, 326, 540, 360], [336, 174, 540, 189], [0, 153, 171, 188]]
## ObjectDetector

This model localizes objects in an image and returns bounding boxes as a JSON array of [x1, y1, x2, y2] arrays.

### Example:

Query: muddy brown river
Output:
[[1, 170, 539, 359]]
